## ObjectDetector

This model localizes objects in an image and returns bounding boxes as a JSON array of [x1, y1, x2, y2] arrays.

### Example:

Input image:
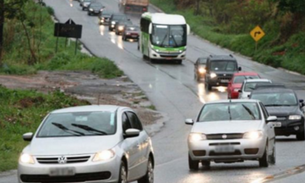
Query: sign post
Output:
[[250, 25, 265, 53], [54, 19, 82, 55]]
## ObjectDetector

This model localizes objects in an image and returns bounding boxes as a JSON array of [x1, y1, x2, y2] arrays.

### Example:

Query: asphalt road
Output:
[[2, 0, 305, 182]]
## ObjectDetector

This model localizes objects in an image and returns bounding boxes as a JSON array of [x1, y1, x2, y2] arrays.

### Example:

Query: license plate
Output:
[[215, 146, 234, 153], [49, 167, 75, 176], [221, 79, 229, 83], [131, 35, 138, 37]]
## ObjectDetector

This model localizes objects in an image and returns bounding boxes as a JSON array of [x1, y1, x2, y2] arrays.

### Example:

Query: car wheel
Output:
[[205, 82, 212, 91], [188, 154, 199, 170], [196, 74, 201, 82], [138, 157, 154, 183], [118, 161, 127, 183], [259, 142, 269, 167], [296, 127, 305, 141], [269, 145, 276, 165]]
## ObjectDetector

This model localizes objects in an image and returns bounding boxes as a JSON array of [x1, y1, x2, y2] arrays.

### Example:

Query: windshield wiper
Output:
[[241, 104, 256, 120], [169, 35, 178, 47], [71, 123, 107, 135], [52, 122, 84, 136], [160, 34, 168, 47], [228, 104, 232, 120]]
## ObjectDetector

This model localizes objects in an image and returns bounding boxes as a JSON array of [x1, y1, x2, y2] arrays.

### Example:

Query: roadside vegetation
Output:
[[150, 0, 305, 74], [0, 1, 123, 78], [0, 1, 124, 172], [0, 86, 90, 171]]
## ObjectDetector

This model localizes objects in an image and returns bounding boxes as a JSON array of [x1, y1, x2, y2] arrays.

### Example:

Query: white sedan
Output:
[[186, 99, 278, 170], [18, 105, 154, 183]]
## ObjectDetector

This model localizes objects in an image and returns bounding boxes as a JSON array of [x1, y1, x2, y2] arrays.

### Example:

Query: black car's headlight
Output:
[[289, 115, 301, 120]]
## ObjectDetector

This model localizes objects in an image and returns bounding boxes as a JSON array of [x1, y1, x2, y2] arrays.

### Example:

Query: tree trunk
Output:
[[21, 20, 37, 65], [0, 0, 4, 65]]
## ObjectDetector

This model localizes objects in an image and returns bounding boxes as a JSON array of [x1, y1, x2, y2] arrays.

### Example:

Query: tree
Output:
[[274, 0, 305, 14], [0, 0, 27, 65]]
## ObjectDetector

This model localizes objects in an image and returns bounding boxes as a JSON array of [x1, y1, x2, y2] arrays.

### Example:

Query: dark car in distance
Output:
[[98, 10, 112, 25], [205, 54, 241, 91], [122, 25, 140, 41], [87, 3, 105, 16], [194, 57, 207, 82], [109, 14, 128, 31], [250, 87, 305, 140], [80, 0, 92, 10], [115, 19, 133, 35]]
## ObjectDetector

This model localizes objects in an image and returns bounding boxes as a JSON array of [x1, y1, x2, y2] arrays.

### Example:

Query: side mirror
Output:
[[238, 67, 242, 71], [300, 99, 304, 103], [124, 128, 140, 138], [185, 118, 194, 125], [267, 116, 277, 122], [238, 90, 242, 93], [148, 23, 152, 34], [23, 132, 33, 141], [187, 24, 190, 35]]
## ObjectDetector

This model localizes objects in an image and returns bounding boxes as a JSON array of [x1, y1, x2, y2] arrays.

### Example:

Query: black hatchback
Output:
[[87, 3, 105, 16], [250, 87, 305, 140]]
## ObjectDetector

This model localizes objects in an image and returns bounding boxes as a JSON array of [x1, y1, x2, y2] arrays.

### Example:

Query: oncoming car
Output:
[[185, 100, 277, 170], [18, 105, 154, 183]]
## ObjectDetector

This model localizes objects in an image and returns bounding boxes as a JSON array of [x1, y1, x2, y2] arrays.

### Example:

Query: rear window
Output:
[[244, 82, 271, 92]]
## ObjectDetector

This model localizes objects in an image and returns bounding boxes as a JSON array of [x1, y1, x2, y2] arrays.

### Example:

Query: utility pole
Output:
[[0, 0, 4, 64]]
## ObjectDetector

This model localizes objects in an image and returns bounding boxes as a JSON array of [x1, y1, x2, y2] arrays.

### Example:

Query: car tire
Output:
[[296, 128, 305, 141], [196, 74, 201, 82], [188, 154, 199, 170], [269, 145, 276, 165], [206, 82, 212, 91], [138, 157, 154, 183], [118, 161, 127, 183], [259, 143, 269, 167]]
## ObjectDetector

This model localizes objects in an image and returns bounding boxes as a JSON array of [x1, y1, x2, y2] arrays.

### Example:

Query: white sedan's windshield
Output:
[[37, 111, 116, 137], [198, 102, 261, 122]]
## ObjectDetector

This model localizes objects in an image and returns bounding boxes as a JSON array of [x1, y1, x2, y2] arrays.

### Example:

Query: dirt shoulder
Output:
[[0, 71, 166, 136]]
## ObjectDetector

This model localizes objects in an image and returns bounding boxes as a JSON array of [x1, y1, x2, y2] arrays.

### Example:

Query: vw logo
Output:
[[58, 156, 67, 164], [222, 134, 227, 139]]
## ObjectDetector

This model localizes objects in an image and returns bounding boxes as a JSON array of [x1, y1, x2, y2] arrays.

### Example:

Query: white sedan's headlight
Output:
[[210, 72, 217, 78], [289, 115, 301, 120], [93, 150, 115, 162], [19, 153, 35, 164], [243, 131, 263, 140], [189, 133, 206, 142]]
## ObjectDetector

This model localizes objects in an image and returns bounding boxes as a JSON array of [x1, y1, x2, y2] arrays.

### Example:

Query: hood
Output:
[[25, 135, 120, 156], [266, 106, 301, 116], [192, 120, 262, 134]]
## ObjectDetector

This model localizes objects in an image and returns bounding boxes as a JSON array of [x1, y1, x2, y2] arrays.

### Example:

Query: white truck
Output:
[[119, 0, 149, 13]]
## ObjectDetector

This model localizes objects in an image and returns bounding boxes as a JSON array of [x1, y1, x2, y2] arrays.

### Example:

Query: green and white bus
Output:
[[139, 12, 190, 64]]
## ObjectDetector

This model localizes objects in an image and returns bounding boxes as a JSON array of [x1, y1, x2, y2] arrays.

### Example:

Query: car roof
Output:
[[233, 72, 259, 76], [204, 99, 260, 104], [251, 87, 295, 94], [244, 79, 271, 83], [51, 105, 123, 114], [208, 55, 236, 61]]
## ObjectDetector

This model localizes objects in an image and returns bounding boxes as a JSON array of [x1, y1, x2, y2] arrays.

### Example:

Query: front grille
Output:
[[20, 172, 111, 182], [160, 54, 178, 58], [37, 156, 90, 164], [209, 142, 240, 146], [244, 148, 259, 154], [209, 150, 241, 156], [206, 133, 243, 140], [193, 150, 206, 156]]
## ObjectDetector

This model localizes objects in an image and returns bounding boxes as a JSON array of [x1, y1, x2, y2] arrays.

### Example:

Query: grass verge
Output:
[[0, 86, 90, 172]]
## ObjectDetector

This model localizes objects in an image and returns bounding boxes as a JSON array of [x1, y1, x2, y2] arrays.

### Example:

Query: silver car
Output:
[[186, 100, 277, 170], [238, 79, 272, 99], [18, 105, 154, 183]]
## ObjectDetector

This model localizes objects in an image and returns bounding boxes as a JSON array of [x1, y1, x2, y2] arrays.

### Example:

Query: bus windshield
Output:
[[151, 24, 186, 47]]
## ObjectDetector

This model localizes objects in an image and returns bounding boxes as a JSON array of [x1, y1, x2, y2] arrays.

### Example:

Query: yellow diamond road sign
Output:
[[250, 26, 265, 42]]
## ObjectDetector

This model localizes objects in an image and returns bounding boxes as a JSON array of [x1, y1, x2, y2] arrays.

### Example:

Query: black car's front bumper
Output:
[[274, 119, 304, 136]]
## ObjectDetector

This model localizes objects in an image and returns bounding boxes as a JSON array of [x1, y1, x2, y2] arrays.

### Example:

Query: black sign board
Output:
[[54, 19, 82, 39]]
